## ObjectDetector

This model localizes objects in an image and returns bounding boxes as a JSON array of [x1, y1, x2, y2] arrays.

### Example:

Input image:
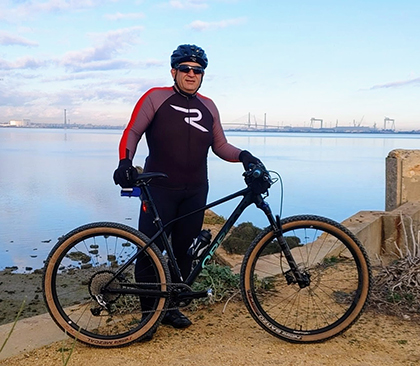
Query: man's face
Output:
[[171, 61, 204, 94]]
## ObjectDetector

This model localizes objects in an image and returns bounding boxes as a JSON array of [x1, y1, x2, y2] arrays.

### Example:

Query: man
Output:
[[113, 44, 260, 329]]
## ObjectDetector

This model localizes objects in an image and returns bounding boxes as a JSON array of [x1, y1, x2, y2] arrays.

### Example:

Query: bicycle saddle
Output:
[[136, 172, 168, 183]]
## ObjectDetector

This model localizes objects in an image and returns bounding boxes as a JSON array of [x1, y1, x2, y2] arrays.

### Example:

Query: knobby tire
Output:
[[241, 215, 371, 343], [42, 222, 170, 347]]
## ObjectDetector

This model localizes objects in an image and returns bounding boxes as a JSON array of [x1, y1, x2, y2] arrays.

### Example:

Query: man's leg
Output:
[[159, 184, 208, 328], [171, 184, 208, 279], [136, 186, 180, 319]]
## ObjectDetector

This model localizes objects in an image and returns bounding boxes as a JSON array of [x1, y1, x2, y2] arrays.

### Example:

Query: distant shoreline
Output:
[[0, 124, 125, 130], [1, 124, 420, 134]]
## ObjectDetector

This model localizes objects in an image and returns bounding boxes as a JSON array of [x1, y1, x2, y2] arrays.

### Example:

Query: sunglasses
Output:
[[176, 65, 204, 75]]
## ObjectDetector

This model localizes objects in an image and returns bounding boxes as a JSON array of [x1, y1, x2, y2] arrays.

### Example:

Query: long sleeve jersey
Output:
[[118, 86, 242, 188]]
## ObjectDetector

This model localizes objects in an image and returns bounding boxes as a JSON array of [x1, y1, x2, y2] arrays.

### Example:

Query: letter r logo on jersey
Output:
[[170, 104, 209, 132]]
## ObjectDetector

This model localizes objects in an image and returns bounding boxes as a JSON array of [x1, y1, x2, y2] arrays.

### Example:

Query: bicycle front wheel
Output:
[[43, 222, 170, 347], [241, 215, 371, 343]]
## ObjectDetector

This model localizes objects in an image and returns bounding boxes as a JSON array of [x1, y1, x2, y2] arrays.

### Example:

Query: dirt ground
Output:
[[1, 267, 420, 366], [1, 235, 420, 366], [1, 302, 420, 366]]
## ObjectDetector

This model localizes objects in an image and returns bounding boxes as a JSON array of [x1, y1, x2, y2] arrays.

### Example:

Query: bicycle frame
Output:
[[43, 164, 371, 346], [108, 167, 307, 301], [128, 180, 279, 287]]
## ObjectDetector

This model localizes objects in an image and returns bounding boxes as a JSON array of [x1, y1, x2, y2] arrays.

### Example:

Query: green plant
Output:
[[203, 210, 226, 225], [386, 291, 415, 305], [252, 275, 276, 292], [222, 222, 262, 254], [0, 299, 26, 354], [59, 328, 80, 366], [0, 298, 78, 365], [222, 222, 301, 255], [192, 263, 240, 303], [322, 256, 346, 267]]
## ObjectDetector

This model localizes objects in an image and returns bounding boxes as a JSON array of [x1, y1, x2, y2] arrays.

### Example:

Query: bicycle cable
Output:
[[267, 170, 284, 219]]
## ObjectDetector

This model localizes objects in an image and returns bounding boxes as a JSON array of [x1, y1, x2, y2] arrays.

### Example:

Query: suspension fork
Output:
[[256, 196, 310, 288], [275, 216, 310, 288]]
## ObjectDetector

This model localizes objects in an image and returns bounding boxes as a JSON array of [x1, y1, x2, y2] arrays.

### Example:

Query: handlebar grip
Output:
[[252, 169, 262, 178], [248, 163, 263, 178]]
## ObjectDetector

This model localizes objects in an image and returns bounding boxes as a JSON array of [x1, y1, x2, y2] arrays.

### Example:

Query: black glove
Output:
[[239, 150, 261, 171], [113, 158, 138, 188]]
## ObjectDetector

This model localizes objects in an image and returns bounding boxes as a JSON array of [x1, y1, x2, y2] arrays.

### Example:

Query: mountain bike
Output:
[[42, 163, 371, 347]]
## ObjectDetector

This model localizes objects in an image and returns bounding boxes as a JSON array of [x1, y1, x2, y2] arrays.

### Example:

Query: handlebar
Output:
[[243, 163, 273, 194], [121, 163, 273, 198], [251, 164, 263, 178], [244, 162, 270, 180]]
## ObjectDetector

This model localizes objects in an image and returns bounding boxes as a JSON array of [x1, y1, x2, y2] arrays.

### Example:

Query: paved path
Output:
[[0, 313, 67, 360]]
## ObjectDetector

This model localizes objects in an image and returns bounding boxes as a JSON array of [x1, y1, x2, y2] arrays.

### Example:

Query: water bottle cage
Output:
[[188, 230, 212, 259], [187, 238, 208, 259]]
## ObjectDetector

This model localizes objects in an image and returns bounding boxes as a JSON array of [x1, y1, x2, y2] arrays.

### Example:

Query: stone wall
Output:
[[343, 202, 420, 265], [347, 149, 420, 264], [386, 149, 420, 211]]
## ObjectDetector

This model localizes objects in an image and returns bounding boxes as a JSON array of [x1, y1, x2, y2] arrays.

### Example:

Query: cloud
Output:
[[61, 26, 144, 71], [16, 78, 166, 110], [370, 77, 420, 90], [0, 0, 105, 21], [141, 59, 165, 68], [0, 75, 164, 119], [0, 31, 38, 47], [67, 58, 165, 73], [188, 17, 246, 31], [42, 72, 105, 82], [0, 56, 49, 70], [0, 26, 147, 72], [104, 12, 145, 21], [168, 0, 209, 10], [28, 0, 104, 14], [114, 77, 168, 94], [0, 70, 168, 124], [0, 84, 47, 106], [68, 59, 137, 72]]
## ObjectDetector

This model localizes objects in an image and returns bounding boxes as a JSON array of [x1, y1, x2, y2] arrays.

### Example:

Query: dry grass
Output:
[[370, 214, 420, 318]]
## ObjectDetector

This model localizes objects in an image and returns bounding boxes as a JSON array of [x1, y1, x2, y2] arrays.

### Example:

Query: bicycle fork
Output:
[[257, 197, 311, 289], [274, 216, 311, 288]]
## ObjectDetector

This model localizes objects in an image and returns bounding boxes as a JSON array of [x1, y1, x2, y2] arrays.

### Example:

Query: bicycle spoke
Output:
[[241, 215, 371, 343], [43, 223, 169, 346]]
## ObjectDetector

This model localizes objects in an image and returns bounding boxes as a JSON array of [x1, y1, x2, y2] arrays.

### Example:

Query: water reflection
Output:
[[2, 128, 420, 271]]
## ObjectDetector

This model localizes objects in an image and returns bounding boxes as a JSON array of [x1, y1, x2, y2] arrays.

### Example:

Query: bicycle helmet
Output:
[[170, 44, 208, 69]]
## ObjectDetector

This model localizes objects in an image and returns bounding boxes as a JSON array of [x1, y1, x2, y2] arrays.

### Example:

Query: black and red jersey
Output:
[[118, 86, 241, 188]]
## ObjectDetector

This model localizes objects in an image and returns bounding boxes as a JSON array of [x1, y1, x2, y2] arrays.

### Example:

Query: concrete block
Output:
[[386, 149, 420, 211]]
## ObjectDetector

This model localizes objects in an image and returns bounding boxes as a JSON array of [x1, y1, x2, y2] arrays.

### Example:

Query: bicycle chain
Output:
[[91, 276, 199, 315], [121, 281, 194, 314]]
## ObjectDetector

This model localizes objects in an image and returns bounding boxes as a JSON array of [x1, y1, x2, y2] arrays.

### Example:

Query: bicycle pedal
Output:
[[177, 290, 209, 300]]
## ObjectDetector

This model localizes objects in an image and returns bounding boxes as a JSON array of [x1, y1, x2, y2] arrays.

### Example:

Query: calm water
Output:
[[2, 128, 420, 271]]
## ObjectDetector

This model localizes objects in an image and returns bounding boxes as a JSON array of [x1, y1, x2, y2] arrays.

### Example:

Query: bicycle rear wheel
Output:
[[43, 222, 170, 347], [241, 215, 371, 343]]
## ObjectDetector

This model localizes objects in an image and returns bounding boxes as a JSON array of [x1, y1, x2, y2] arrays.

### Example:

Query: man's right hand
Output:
[[239, 150, 261, 171], [113, 158, 138, 188]]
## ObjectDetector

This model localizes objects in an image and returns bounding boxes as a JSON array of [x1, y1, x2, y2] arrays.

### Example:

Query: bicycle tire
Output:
[[43, 222, 170, 347], [240, 215, 371, 343]]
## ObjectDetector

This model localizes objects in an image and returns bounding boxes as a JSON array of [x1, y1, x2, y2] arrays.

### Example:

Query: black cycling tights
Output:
[[135, 184, 208, 314]]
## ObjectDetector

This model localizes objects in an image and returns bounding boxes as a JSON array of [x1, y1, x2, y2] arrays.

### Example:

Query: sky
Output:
[[1, 0, 420, 130]]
